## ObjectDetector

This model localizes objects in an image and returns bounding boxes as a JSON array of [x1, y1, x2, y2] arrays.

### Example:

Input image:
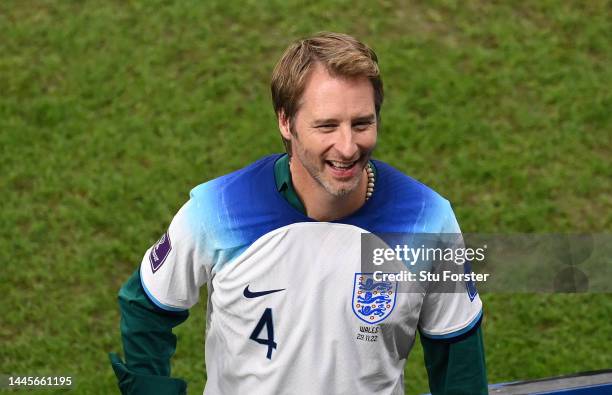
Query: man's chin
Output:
[[321, 178, 361, 198]]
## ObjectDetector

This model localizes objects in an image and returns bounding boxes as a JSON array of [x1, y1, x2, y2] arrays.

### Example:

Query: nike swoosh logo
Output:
[[243, 285, 285, 298]]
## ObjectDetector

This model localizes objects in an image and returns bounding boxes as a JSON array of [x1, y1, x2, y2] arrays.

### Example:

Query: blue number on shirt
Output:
[[249, 308, 277, 359]]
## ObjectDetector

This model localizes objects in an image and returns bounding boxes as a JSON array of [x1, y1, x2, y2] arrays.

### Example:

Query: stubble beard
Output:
[[293, 143, 368, 198]]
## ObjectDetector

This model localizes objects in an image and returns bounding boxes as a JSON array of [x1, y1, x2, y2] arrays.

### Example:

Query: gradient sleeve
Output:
[[139, 199, 209, 311], [418, 202, 483, 340]]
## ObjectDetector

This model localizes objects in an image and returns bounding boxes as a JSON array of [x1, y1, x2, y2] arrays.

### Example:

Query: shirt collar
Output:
[[274, 153, 377, 215], [274, 154, 307, 214], [274, 153, 291, 192]]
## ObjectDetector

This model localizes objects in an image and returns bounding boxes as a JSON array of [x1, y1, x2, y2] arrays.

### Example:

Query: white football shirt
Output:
[[140, 155, 482, 395]]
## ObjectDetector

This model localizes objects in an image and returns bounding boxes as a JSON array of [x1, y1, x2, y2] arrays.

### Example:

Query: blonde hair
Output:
[[271, 32, 384, 153]]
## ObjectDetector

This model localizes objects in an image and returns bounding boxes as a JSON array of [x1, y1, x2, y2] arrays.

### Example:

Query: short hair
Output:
[[271, 32, 384, 153]]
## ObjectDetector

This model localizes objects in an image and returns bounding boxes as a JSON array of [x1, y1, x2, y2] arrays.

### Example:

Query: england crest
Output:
[[352, 273, 398, 325]]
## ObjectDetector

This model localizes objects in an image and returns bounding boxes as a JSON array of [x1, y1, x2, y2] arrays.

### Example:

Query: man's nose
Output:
[[334, 125, 358, 159]]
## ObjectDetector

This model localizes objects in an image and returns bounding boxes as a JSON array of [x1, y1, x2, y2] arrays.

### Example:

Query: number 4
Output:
[[249, 308, 277, 359]]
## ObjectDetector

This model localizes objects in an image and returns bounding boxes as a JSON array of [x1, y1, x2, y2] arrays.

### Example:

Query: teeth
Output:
[[329, 161, 355, 169]]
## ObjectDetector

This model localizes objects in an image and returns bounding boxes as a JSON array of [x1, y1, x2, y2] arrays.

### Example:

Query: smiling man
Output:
[[110, 32, 487, 395], [277, 60, 378, 220]]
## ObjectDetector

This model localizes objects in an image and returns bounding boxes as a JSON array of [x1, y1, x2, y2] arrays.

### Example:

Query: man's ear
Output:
[[278, 111, 292, 141]]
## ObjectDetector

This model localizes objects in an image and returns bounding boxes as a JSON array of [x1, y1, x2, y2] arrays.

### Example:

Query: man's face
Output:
[[281, 64, 378, 197]]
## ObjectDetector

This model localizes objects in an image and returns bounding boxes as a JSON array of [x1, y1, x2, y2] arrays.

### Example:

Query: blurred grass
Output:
[[0, 0, 610, 394]]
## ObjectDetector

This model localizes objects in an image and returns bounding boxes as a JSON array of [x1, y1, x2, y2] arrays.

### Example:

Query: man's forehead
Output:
[[302, 63, 371, 93], [297, 64, 375, 119]]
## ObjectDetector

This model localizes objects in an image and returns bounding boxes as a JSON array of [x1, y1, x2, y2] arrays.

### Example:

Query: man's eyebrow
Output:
[[312, 118, 340, 126], [312, 114, 376, 126], [352, 114, 376, 123]]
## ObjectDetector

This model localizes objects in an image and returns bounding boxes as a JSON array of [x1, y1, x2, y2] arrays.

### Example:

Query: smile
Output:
[[327, 160, 357, 169], [326, 160, 360, 178]]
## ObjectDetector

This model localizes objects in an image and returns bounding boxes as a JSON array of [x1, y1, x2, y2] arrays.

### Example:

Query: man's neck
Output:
[[289, 158, 368, 221]]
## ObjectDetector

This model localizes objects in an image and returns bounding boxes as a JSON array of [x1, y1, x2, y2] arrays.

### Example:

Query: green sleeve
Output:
[[420, 325, 488, 395], [109, 269, 190, 395]]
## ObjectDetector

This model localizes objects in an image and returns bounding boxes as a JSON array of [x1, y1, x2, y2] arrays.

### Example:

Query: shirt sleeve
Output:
[[109, 268, 190, 394], [418, 202, 483, 340], [421, 324, 488, 395], [110, 198, 210, 394], [139, 199, 210, 311]]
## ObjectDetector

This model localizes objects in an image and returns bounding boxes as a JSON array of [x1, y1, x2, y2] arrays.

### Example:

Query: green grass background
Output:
[[1, 0, 610, 393]]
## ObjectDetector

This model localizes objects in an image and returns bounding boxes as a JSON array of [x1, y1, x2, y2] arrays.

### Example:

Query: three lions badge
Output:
[[352, 273, 398, 324]]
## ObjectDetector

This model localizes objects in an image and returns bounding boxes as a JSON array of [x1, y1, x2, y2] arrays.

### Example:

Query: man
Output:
[[110, 32, 487, 394]]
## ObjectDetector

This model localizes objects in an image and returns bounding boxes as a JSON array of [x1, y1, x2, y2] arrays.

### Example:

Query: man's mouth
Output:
[[325, 159, 360, 178], [327, 160, 357, 170]]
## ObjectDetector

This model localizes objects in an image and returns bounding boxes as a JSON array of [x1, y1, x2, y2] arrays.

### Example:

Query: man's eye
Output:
[[316, 124, 337, 131], [353, 122, 373, 131]]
